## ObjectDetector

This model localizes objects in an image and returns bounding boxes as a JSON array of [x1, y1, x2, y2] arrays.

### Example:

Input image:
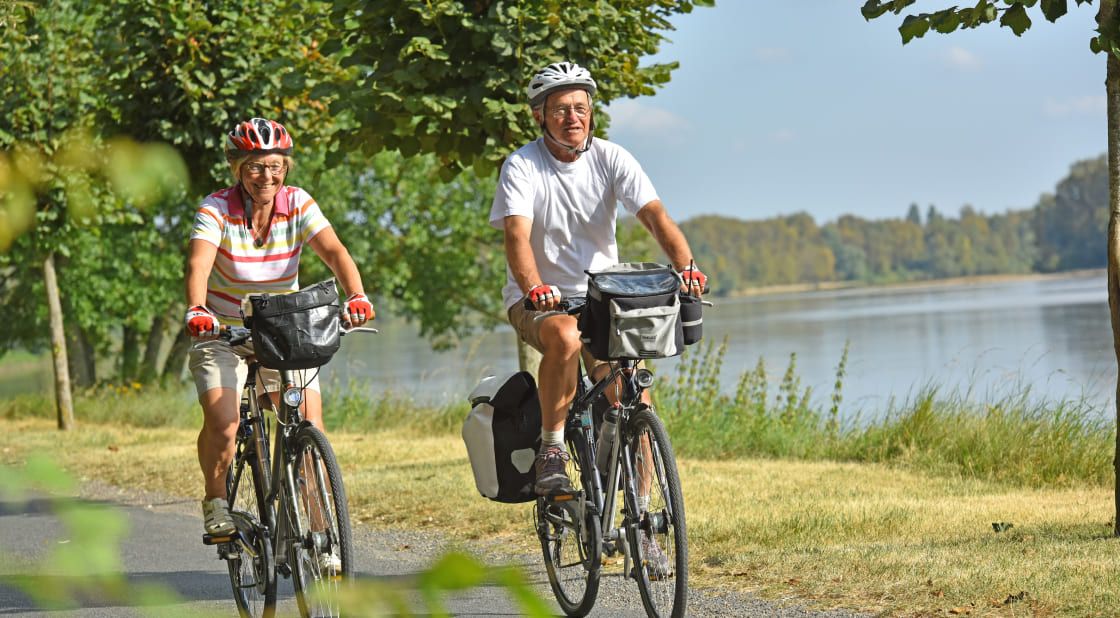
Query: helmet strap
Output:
[[540, 118, 594, 156]]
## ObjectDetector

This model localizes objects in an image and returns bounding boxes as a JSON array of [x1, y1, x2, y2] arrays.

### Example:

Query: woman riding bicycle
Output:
[[184, 117, 373, 549]]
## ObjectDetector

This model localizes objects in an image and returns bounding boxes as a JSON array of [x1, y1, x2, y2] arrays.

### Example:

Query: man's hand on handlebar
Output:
[[527, 284, 562, 311], [679, 265, 709, 297]]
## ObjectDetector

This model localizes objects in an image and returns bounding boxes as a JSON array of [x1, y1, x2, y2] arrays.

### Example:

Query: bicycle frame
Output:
[[237, 360, 344, 576], [571, 357, 650, 569]]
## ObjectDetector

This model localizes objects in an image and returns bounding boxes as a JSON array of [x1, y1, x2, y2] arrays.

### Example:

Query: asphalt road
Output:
[[0, 484, 866, 617]]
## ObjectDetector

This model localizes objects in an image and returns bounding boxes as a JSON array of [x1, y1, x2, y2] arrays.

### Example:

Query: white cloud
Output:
[[944, 46, 981, 71], [1044, 95, 1107, 118], [606, 99, 690, 135], [754, 47, 792, 63]]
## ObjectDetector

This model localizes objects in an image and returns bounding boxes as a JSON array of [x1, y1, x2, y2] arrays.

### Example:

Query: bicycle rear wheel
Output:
[[628, 406, 687, 618], [536, 430, 601, 617], [287, 425, 353, 618], [226, 448, 276, 618]]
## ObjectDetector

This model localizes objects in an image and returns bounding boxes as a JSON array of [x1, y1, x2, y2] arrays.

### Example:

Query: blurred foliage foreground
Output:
[[0, 454, 551, 616]]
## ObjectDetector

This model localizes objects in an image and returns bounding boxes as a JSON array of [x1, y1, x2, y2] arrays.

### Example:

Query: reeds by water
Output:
[[657, 339, 1114, 487]]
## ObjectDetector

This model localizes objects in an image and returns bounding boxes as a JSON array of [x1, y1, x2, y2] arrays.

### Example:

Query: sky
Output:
[[604, 1, 1107, 224]]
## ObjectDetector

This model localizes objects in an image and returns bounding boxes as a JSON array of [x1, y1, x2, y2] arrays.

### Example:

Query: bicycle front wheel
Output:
[[628, 406, 688, 618], [226, 447, 277, 618], [536, 430, 601, 617], [286, 425, 353, 618]]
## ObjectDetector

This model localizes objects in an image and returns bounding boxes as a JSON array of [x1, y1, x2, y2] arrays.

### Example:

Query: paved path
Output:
[[0, 484, 866, 617]]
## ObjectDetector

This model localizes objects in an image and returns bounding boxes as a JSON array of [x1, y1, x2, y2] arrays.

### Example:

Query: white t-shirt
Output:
[[489, 138, 659, 310]]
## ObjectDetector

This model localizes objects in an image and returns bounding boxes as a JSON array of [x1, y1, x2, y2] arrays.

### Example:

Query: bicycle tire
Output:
[[226, 447, 277, 618], [627, 406, 688, 618], [536, 429, 602, 617], [286, 425, 354, 618]]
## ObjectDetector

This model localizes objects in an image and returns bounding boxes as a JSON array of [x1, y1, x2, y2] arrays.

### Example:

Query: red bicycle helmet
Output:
[[225, 118, 293, 156]]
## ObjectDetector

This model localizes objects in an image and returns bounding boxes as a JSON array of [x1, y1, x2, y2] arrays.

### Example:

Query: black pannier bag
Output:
[[462, 371, 541, 503], [245, 279, 341, 370], [578, 262, 684, 361]]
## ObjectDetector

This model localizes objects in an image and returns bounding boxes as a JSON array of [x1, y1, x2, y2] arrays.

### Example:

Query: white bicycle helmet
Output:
[[527, 62, 597, 108]]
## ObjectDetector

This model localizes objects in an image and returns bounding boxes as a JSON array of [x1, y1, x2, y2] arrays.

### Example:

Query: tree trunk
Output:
[[161, 328, 192, 385], [139, 310, 171, 383], [1105, 0, 1120, 537], [65, 322, 96, 388], [119, 324, 139, 382], [44, 252, 74, 430]]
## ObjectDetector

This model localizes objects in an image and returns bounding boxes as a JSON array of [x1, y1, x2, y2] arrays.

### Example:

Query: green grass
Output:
[[2, 348, 1118, 616], [3, 418, 1117, 617]]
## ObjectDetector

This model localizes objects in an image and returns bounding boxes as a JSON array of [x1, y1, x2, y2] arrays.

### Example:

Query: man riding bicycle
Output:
[[489, 61, 708, 507], [184, 118, 373, 566]]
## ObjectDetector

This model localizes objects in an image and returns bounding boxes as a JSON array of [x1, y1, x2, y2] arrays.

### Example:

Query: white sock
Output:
[[541, 429, 565, 450], [637, 495, 650, 512]]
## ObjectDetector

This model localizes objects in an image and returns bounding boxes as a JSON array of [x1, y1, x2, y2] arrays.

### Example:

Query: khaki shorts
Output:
[[507, 297, 608, 374], [189, 338, 321, 397]]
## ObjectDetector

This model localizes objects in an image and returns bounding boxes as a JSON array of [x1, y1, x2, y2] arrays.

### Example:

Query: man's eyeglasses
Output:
[[243, 162, 285, 175], [547, 105, 590, 119]]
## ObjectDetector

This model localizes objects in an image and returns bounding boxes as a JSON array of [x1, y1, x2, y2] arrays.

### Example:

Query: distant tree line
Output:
[[620, 155, 1107, 296]]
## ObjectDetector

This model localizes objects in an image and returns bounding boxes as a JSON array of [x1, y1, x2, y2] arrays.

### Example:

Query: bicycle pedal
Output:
[[546, 491, 581, 503], [202, 531, 239, 545]]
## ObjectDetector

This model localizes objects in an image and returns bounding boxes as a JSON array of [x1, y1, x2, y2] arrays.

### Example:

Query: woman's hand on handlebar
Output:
[[185, 305, 220, 338], [343, 292, 374, 326]]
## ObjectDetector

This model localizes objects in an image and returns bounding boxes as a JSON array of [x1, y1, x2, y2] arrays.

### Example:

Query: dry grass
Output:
[[4, 418, 1118, 616]]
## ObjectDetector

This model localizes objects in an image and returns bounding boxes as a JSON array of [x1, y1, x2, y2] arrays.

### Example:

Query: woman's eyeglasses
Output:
[[243, 162, 285, 175]]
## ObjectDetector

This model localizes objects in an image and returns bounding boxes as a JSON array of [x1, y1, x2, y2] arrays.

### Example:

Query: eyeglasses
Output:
[[243, 162, 285, 175], [547, 105, 590, 119]]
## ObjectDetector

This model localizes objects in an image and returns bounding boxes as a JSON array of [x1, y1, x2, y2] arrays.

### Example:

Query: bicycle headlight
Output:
[[282, 386, 303, 408], [635, 368, 655, 388]]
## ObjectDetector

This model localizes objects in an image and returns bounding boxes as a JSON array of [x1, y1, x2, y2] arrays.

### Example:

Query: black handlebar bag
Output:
[[578, 262, 684, 361], [245, 279, 341, 370]]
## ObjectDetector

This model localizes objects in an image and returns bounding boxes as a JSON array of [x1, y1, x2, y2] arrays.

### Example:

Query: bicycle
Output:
[[533, 292, 706, 618], [202, 323, 376, 618]]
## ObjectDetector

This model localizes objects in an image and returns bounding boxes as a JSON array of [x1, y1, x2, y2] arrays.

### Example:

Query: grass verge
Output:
[[2, 341, 1116, 616], [1, 414, 1117, 616]]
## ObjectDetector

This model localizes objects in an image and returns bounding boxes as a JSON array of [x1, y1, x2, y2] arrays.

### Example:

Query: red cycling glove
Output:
[[527, 284, 561, 308], [344, 292, 374, 325], [185, 305, 219, 337], [679, 265, 708, 294]]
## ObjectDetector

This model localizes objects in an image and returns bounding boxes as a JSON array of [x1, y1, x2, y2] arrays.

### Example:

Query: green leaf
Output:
[[932, 9, 962, 34], [1000, 3, 1031, 36], [281, 71, 306, 91], [899, 14, 931, 43], [1040, 0, 1067, 21], [861, 0, 893, 20]]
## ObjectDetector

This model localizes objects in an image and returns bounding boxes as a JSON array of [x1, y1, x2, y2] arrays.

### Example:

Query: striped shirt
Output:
[[191, 184, 331, 323]]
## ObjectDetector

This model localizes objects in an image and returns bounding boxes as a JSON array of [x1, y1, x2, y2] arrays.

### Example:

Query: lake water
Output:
[[324, 271, 1115, 418], [3, 272, 1114, 419]]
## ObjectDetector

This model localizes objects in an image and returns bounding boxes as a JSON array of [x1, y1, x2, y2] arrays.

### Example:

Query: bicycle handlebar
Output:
[[218, 322, 378, 346], [521, 290, 710, 312]]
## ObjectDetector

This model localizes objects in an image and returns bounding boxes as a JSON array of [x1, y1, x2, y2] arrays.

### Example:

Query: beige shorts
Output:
[[507, 297, 608, 374], [189, 338, 321, 397]]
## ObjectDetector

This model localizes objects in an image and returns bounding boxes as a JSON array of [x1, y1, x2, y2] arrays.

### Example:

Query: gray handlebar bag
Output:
[[578, 262, 685, 361]]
